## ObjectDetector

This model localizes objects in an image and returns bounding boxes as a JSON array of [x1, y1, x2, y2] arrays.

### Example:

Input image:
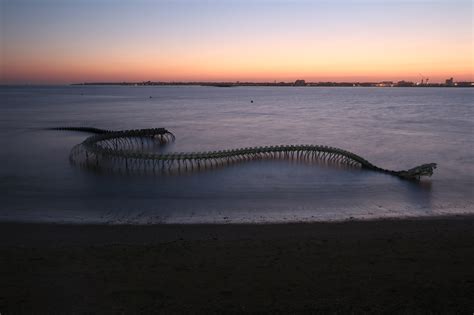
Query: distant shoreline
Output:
[[2, 83, 472, 88], [71, 81, 474, 88]]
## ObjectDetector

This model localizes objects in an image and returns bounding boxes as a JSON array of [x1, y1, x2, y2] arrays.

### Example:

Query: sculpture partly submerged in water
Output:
[[50, 127, 436, 180]]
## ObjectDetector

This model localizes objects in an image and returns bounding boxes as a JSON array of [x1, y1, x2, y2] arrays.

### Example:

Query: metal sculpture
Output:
[[53, 127, 436, 180]]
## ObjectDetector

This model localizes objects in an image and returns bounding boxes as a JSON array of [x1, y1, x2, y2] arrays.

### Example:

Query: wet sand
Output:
[[1, 216, 474, 313]]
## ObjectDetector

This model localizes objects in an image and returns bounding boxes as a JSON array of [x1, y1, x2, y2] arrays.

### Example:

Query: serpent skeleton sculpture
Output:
[[50, 127, 437, 180]]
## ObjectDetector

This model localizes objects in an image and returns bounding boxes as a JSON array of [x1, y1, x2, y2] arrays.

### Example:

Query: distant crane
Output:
[[419, 73, 429, 85]]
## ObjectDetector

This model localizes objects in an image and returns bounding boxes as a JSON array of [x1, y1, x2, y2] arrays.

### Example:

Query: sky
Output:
[[1, 0, 472, 84]]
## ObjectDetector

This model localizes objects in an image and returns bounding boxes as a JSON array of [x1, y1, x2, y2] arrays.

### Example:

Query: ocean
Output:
[[0, 85, 472, 223]]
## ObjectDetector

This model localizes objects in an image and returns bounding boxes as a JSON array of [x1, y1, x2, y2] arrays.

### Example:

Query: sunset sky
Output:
[[1, 0, 472, 84]]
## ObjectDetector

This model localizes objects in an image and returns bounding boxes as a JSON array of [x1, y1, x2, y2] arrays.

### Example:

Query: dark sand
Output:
[[1, 216, 474, 314]]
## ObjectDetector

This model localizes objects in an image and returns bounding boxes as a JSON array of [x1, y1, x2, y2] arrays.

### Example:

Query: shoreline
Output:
[[1, 212, 473, 230], [1, 215, 474, 313], [1, 214, 473, 246]]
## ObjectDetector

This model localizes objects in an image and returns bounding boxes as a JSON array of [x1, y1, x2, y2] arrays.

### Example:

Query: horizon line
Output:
[[2, 79, 473, 87]]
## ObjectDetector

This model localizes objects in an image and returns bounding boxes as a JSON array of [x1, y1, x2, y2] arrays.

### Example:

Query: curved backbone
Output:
[[54, 127, 436, 180]]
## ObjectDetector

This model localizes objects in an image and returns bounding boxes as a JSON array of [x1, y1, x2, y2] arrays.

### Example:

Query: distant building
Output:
[[376, 81, 394, 87], [455, 81, 473, 87], [396, 80, 415, 87], [445, 77, 454, 86], [294, 80, 306, 86]]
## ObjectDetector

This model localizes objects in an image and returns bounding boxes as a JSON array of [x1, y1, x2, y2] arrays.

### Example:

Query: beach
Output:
[[1, 215, 473, 313]]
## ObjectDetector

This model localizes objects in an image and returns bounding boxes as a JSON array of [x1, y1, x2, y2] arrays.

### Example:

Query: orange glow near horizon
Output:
[[4, 44, 472, 84], [1, 1, 472, 84]]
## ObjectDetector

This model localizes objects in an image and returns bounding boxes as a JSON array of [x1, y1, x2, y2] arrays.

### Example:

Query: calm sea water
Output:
[[0, 86, 472, 223]]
